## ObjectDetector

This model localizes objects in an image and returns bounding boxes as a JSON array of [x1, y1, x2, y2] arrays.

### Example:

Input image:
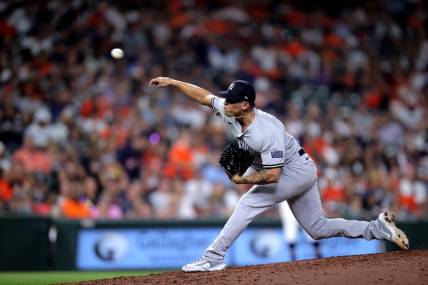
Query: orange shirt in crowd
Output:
[[13, 149, 53, 174], [61, 198, 91, 219], [32, 203, 52, 216], [304, 136, 326, 159], [322, 185, 344, 202], [0, 179, 12, 202], [363, 87, 383, 109], [165, 141, 194, 180], [284, 40, 305, 58], [399, 195, 417, 213]]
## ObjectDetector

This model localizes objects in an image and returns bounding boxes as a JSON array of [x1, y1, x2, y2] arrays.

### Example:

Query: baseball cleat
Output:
[[377, 211, 409, 250], [182, 258, 227, 272]]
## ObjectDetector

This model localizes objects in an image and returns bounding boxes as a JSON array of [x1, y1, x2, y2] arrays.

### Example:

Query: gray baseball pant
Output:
[[203, 155, 385, 261]]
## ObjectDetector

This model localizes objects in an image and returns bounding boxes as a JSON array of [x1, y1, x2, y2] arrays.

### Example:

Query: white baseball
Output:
[[111, 48, 124, 59]]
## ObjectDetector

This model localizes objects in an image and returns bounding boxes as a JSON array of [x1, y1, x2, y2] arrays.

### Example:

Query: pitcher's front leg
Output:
[[203, 183, 277, 261]]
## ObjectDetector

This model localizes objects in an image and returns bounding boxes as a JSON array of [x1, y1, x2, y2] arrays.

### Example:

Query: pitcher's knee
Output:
[[239, 192, 275, 209], [305, 216, 328, 240], [307, 230, 322, 240], [237, 193, 253, 208]]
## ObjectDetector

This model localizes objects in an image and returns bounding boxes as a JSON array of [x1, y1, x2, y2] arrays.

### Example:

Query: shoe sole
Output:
[[182, 263, 226, 272], [380, 212, 409, 250]]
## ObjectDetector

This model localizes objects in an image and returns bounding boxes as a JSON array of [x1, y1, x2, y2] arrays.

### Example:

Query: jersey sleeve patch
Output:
[[271, 151, 283, 158], [261, 136, 285, 169]]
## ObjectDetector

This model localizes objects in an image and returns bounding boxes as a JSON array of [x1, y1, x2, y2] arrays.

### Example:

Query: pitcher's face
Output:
[[224, 100, 247, 117]]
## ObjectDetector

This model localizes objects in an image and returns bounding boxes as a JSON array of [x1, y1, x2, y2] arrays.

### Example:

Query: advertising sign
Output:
[[76, 227, 382, 269]]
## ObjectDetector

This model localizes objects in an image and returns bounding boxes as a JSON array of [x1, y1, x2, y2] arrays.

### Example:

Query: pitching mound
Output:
[[63, 250, 427, 285]]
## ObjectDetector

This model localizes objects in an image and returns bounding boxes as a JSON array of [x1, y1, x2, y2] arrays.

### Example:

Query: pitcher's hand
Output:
[[150, 77, 174, 87], [231, 174, 244, 184]]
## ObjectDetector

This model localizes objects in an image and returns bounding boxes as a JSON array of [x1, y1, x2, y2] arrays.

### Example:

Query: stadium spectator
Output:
[[0, 0, 426, 221]]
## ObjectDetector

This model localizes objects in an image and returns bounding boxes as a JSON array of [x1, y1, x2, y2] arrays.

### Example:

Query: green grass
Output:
[[0, 271, 164, 285]]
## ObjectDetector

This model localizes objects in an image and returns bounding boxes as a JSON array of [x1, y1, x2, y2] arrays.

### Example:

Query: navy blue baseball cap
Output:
[[218, 80, 256, 105]]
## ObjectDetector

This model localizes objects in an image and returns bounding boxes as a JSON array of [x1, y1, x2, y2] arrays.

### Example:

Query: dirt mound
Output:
[[63, 250, 428, 285]]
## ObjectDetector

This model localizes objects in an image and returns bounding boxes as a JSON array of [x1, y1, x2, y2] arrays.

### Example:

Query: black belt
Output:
[[298, 148, 306, 156]]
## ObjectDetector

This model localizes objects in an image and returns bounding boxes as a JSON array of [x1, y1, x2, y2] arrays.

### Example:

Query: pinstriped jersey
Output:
[[211, 97, 302, 169]]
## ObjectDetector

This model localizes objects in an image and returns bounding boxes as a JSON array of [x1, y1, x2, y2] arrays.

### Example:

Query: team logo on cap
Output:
[[228, 82, 236, 91]]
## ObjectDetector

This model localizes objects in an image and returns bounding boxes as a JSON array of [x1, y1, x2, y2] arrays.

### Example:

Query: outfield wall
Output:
[[0, 215, 426, 270], [0, 215, 51, 270]]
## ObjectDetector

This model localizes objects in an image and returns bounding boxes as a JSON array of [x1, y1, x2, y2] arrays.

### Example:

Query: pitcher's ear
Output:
[[242, 101, 250, 111]]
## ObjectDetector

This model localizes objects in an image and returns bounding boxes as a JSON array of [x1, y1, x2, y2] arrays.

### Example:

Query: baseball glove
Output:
[[219, 141, 255, 177]]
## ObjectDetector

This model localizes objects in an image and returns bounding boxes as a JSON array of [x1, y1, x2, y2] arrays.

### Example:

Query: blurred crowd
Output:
[[0, 0, 427, 221]]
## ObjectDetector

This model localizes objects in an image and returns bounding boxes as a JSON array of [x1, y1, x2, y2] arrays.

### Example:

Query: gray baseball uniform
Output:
[[203, 97, 385, 262]]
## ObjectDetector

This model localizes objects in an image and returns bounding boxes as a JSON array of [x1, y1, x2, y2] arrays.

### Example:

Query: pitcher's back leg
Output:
[[288, 182, 381, 240]]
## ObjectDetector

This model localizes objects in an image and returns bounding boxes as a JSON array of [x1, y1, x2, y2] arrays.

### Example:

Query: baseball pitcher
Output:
[[149, 77, 409, 272]]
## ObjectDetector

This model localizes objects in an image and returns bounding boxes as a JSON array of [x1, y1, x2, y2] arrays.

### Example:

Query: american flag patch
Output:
[[271, 151, 283, 158]]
